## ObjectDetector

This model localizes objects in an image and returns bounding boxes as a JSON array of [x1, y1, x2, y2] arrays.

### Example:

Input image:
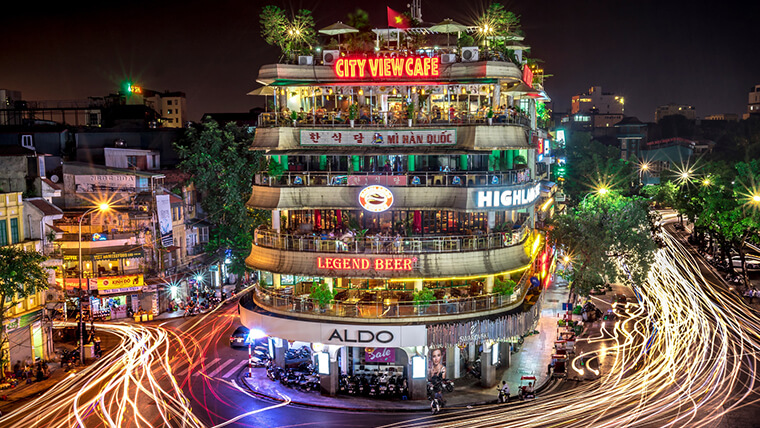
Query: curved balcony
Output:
[[258, 110, 530, 128], [246, 227, 532, 278], [254, 225, 528, 255], [245, 267, 532, 323], [247, 179, 541, 211], [254, 169, 530, 188]]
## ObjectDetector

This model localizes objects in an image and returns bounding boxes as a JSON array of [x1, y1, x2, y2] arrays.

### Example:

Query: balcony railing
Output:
[[255, 170, 531, 188], [258, 110, 531, 128], [250, 268, 530, 320], [254, 224, 528, 255]]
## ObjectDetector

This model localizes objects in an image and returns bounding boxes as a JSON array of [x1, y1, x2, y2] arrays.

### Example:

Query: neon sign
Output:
[[317, 257, 414, 271], [359, 185, 394, 212], [476, 184, 541, 209], [334, 57, 440, 79]]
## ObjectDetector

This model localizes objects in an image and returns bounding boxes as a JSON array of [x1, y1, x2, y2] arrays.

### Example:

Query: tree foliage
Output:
[[0, 247, 49, 376], [549, 192, 657, 296], [309, 282, 336, 308], [345, 8, 373, 53], [174, 120, 269, 278], [260, 6, 317, 62], [563, 131, 635, 203]]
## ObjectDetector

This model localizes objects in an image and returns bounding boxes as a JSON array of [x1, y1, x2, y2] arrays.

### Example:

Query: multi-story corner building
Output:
[[655, 103, 696, 123], [570, 86, 625, 131], [0, 192, 55, 372], [239, 40, 556, 399]]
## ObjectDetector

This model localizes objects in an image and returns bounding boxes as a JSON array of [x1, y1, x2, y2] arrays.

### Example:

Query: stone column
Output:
[[272, 209, 281, 232], [485, 275, 494, 294], [325, 277, 334, 293], [273, 273, 281, 288], [414, 279, 423, 292], [480, 343, 497, 388], [446, 347, 457, 380], [320, 358, 340, 396], [272, 339, 287, 368]]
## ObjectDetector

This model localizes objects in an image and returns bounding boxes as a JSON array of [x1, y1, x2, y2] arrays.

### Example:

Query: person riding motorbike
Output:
[[498, 380, 510, 403]]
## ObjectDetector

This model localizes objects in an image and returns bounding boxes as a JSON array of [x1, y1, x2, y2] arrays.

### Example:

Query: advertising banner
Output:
[[75, 175, 135, 193], [96, 275, 144, 295], [365, 347, 395, 363], [155, 194, 173, 247], [301, 129, 456, 147]]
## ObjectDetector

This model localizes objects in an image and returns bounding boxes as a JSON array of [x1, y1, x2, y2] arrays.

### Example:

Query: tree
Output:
[[549, 192, 657, 297], [260, 6, 317, 62], [478, 3, 521, 59], [563, 131, 635, 203], [309, 282, 336, 309], [0, 247, 49, 377], [174, 120, 269, 281], [345, 9, 373, 53]]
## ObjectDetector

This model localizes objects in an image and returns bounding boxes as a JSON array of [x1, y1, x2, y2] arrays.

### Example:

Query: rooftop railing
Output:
[[250, 267, 531, 320], [258, 110, 531, 128], [255, 170, 531, 188], [253, 224, 528, 255]]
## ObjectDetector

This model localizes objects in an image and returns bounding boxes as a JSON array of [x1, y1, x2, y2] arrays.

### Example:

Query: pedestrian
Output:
[[13, 360, 21, 379], [94, 336, 102, 358], [746, 288, 754, 304], [35, 362, 43, 382]]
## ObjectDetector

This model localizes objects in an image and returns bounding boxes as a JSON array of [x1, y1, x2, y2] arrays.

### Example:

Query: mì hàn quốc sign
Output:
[[334, 56, 440, 79]]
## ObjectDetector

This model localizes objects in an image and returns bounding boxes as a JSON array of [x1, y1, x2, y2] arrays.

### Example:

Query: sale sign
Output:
[[365, 347, 395, 363]]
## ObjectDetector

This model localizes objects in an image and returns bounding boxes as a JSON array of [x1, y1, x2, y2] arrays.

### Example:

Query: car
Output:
[[731, 256, 760, 272], [229, 326, 250, 347]]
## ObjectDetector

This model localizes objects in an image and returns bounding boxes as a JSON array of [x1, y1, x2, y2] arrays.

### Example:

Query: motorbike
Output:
[[465, 360, 481, 379], [497, 387, 510, 403], [430, 394, 444, 414], [60, 349, 80, 370], [368, 374, 380, 397]]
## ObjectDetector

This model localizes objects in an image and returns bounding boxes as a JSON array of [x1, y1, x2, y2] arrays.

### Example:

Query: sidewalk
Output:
[[238, 276, 572, 411]]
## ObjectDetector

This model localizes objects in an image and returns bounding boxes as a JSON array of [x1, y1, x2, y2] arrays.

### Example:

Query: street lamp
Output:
[[78, 203, 111, 364], [639, 163, 650, 186], [753, 194, 760, 203]]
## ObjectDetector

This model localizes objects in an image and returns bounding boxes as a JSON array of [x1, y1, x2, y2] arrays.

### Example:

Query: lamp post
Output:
[[78, 203, 110, 364], [638, 163, 650, 187]]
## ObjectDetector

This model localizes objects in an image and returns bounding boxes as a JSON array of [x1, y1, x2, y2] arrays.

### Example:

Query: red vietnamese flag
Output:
[[387, 7, 410, 29]]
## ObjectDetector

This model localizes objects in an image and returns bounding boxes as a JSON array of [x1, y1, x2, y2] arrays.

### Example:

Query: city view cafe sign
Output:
[[334, 56, 440, 79]]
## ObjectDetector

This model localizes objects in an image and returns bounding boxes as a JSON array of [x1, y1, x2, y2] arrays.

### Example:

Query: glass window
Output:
[[0, 219, 7, 245], [10, 218, 19, 244]]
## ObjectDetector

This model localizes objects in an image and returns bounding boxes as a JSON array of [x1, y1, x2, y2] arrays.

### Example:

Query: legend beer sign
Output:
[[334, 56, 440, 79], [317, 256, 415, 271]]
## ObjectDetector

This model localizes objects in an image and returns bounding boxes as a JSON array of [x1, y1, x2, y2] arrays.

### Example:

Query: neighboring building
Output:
[[145, 91, 187, 128], [655, 104, 696, 123], [747, 84, 760, 118], [703, 113, 739, 122], [239, 30, 556, 399], [104, 147, 161, 171], [570, 86, 624, 130], [0, 192, 55, 373], [615, 117, 648, 162], [0, 89, 24, 126], [75, 128, 183, 167], [0, 146, 53, 198], [638, 138, 695, 184]]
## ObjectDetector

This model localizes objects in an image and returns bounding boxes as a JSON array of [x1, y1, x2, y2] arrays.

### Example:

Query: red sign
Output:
[[334, 57, 440, 79], [317, 257, 413, 271], [522, 65, 534, 88]]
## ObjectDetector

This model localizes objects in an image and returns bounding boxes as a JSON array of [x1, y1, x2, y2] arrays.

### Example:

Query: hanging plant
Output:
[[413, 288, 435, 308], [310, 281, 336, 308], [493, 277, 517, 296]]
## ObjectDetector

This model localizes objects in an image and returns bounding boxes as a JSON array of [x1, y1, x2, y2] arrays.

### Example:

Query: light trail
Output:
[[379, 232, 760, 427]]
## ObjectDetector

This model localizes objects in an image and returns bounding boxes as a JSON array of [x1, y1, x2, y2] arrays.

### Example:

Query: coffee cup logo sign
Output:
[[359, 185, 394, 213]]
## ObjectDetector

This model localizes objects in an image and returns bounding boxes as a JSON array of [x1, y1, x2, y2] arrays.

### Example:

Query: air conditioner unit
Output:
[[441, 54, 456, 64], [461, 47, 479, 62], [322, 50, 340, 66], [298, 56, 313, 66]]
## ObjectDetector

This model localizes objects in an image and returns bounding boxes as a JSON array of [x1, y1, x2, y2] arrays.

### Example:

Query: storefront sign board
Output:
[[474, 183, 541, 210], [300, 129, 455, 147], [348, 175, 407, 187], [74, 175, 135, 193], [365, 347, 395, 363], [96, 274, 144, 295]]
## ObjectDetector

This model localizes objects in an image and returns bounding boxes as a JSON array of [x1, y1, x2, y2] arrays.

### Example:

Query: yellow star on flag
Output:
[[395, 16, 403, 24]]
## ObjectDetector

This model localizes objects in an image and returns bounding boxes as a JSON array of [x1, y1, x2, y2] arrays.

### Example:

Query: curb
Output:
[[236, 368, 558, 413]]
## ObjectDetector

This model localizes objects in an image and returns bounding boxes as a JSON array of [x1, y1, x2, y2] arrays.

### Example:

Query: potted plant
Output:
[[487, 107, 494, 125], [413, 287, 435, 314], [494, 277, 517, 298], [406, 102, 415, 127], [348, 103, 358, 128], [309, 281, 336, 312], [290, 110, 298, 127]]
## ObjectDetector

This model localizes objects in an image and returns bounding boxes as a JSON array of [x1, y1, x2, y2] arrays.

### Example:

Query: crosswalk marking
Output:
[[222, 360, 248, 378], [193, 358, 220, 377], [208, 359, 235, 377]]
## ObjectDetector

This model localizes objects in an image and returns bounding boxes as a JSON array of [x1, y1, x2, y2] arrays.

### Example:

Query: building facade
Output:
[[239, 46, 556, 399], [655, 103, 696, 123]]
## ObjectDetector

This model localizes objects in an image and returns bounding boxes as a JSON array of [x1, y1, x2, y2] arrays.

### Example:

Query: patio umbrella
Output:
[[318, 21, 359, 48], [247, 86, 275, 96], [429, 19, 469, 50]]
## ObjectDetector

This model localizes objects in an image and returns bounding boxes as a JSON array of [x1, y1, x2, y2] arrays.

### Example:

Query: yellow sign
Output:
[[96, 275, 144, 295]]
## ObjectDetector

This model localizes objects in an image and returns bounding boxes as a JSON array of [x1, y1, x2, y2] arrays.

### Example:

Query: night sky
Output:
[[2, 0, 758, 123]]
